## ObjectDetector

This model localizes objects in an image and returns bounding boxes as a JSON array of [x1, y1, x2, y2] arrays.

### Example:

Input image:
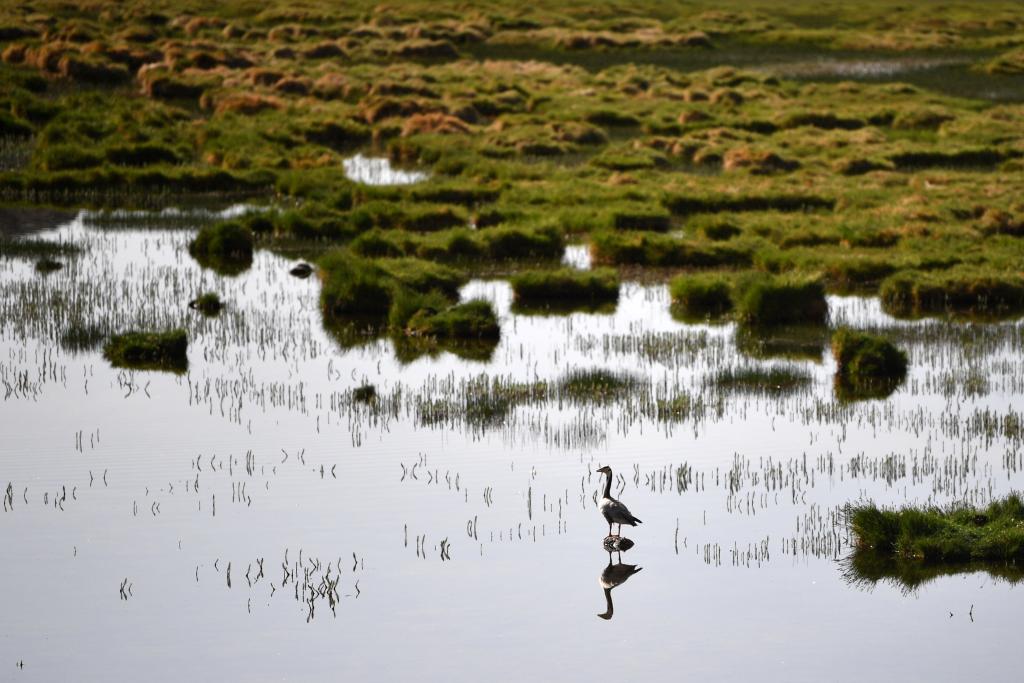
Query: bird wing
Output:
[[601, 497, 637, 524]]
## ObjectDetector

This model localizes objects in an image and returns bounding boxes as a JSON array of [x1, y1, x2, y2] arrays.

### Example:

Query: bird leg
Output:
[[607, 522, 613, 537]]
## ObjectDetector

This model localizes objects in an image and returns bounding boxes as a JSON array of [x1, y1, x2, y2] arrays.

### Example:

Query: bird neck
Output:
[[597, 588, 614, 620], [603, 471, 612, 499]]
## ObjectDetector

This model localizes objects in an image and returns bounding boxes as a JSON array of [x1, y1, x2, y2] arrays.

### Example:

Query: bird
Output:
[[597, 550, 642, 620], [596, 465, 641, 538]]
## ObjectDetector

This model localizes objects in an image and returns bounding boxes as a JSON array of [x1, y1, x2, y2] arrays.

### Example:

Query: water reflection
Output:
[[841, 551, 1024, 596], [597, 537, 642, 621], [343, 154, 429, 185]]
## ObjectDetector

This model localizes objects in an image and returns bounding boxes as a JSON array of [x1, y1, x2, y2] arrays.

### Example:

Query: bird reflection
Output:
[[597, 537, 642, 620]]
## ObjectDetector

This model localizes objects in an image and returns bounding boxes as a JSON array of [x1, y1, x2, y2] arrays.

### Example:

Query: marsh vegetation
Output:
[[1, 1, 1023, 680]]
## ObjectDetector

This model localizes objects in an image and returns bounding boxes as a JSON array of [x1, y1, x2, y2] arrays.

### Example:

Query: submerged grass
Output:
[[707, 365, 813, 395]]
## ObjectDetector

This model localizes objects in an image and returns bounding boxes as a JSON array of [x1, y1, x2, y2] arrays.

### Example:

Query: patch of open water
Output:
[[1, 209, 1022, 681]]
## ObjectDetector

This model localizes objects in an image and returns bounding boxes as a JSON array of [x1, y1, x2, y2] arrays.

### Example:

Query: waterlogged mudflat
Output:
[[2, 210, 1024, 681]]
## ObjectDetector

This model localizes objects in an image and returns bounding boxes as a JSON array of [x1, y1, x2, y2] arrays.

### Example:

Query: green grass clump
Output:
[[481, 224, 563, 260], [319, 251, 394, 319], [880, 270, 1024, 318], [405, 298, 500, 339], [34, 257, 63, 273], [388, 288, 452, 332], [611, 206, 672, 232], [669, 273, 732, 320], [189, 220, 254, 275], [663, 193, 834, 216], [708, 365, 812, 395], [850, 494, 1024, 563], [353, 384, 377, 402], [374, 258, 467, 297], [510, 268, 619, 306], [832, 329, 907, 381], [591, 231, 752, 268], [734, 274, 827, 326], [189, 292, 224, 316], [103, 329, 188, 372]]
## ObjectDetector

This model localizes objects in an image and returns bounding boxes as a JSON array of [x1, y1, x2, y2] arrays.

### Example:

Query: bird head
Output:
[[597, 465, 612, 475]]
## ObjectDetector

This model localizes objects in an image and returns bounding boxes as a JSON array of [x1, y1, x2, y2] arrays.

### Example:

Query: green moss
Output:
[[103, 329, 188, 372]]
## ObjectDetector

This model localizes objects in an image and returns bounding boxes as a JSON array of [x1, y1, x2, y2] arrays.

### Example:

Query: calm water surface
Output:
[[1, 209, 1023, 681]]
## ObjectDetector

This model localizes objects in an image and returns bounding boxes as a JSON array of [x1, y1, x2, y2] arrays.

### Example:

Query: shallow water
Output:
[[468, 43, 1024, 102], [343, 154, 430, 186], [1, 210, 1023, 681]]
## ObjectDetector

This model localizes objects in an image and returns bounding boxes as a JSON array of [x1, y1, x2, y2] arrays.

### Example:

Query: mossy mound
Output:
[[189, 292, 223, 316], [831, 329, 907, 381], [103, 329, 188, 372], [734, 275, 827, 326], [880, 271, 1024, 318], [189, 220, 254, 275], [510, 268, 619, 306], [850, 494, 1024, 563], [669, 273, 732, 320]]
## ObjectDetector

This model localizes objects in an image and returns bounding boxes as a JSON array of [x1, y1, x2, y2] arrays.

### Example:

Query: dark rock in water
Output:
[[290, 262, 314, 278], [35, 258, 63, 273], [602, 536, 635, 552]]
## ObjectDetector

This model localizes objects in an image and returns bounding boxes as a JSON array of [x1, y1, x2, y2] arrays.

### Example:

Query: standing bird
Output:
[[596, 465, 642, 538]]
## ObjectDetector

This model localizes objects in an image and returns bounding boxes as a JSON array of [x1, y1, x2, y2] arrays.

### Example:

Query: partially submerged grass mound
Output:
[[319, 250, 469, 320], [831, 329, 907, 401], [406, 299, 499, 339], [318, 251, 396, 319], [510, 268, 619, 309], [734, 275, 827, 326], [850, 494, 1024, 564], [189, 220, 254, 275], [103, 329, 188, 372], [832, 329, 907, 382], [189, 292, 223, 316], [880, 271, 1024, 319], [669, 273, 732, 321]]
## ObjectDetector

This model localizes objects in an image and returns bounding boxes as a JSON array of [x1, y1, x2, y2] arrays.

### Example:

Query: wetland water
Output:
[[2, 209, 1024, 681]]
